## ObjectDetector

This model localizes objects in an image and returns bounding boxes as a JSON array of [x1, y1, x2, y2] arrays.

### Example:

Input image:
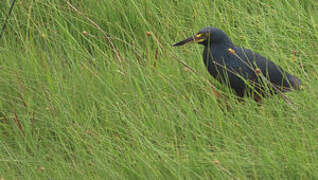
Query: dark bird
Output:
[[173, 27, 301, 102]]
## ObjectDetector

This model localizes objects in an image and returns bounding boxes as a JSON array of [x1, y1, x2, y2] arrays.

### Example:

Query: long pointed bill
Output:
[[173, 33, 205, 46], [173, 36, 195, 46]]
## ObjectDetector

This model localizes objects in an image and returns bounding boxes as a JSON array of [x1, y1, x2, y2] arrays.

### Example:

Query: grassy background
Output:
[[1, 0, 318, 179]]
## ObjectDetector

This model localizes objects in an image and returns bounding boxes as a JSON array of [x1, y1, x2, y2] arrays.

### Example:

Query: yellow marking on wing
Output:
[[228, 48, 235, 54]]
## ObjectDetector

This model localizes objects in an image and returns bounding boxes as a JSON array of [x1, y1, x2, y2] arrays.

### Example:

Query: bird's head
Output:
[[173, 27, 232, 47]]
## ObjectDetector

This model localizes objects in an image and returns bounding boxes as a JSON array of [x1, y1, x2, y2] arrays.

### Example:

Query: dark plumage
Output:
[[173, 27, 301, 101]]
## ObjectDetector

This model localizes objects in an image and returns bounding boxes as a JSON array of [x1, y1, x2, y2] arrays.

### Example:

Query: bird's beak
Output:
[[173, 33, 206, 46]]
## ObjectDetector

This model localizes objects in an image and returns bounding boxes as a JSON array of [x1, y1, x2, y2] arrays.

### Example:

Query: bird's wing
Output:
[[233, 47, 300, 90], [223, 47, 257, 79]]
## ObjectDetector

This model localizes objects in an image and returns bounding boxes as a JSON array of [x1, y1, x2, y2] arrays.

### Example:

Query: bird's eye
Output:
[[196, 33, 209, 38]]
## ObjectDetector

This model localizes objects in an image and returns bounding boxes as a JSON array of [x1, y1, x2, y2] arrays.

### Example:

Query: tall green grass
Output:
[[0, 0, 318, 179]]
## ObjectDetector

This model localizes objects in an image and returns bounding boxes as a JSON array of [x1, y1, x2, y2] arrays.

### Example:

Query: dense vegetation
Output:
[[0, 0, 318, 179]]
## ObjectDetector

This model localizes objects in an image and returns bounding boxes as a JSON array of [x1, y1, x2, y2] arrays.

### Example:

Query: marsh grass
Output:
[[0, 0, 318, 179]]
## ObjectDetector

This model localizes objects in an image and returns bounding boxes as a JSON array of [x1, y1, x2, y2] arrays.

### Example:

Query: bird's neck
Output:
[[212, 39, 234, 48]]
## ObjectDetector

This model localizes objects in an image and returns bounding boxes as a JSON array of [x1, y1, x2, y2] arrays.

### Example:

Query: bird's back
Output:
[[204, 45, 301, 96]]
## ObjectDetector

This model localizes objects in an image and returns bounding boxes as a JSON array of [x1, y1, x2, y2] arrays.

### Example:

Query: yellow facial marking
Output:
[[194, 33, 206, 43], [196, 33, 203, 38], [194, 38, 206, 43]]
